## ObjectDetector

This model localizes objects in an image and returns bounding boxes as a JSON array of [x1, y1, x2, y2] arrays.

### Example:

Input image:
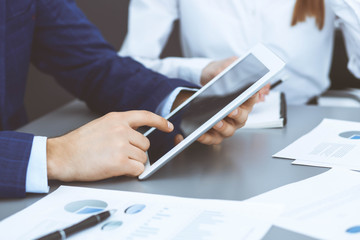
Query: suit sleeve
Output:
[[31, 0, 197, 114], [0, 131, 34, 198]]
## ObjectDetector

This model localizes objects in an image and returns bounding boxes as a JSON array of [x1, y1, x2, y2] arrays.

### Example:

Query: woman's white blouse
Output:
[[119, 0, 360, 104]]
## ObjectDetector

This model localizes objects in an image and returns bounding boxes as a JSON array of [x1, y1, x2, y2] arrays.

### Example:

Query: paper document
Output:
[[244, 91, 286, 129], [273, 119, 360, 170], [248, 168, 360, 240], [0, 186, 282, 240]]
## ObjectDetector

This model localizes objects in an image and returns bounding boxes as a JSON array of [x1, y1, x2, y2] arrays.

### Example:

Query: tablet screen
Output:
[[147, 53, 269, 165]]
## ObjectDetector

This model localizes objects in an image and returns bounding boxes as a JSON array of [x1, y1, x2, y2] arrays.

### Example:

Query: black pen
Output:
[[270, 79, 283, 90], [36, 209, 116, 240]]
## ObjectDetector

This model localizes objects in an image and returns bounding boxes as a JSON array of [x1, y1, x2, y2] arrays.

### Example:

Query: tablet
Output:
[[139, 44, 285, 180]]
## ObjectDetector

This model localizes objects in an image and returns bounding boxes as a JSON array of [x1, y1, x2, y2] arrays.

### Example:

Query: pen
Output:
[[36, 209, 116, 240], [270, 79, 283, 90]]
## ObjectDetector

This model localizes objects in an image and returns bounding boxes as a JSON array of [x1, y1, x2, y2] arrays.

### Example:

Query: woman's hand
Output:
[[200, 56, 238, 86]]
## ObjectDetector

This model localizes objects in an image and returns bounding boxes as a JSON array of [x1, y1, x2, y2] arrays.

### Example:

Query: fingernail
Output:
[[231, 108, 239, 116], [168, 121, 174, 130], [216, 121, 223, 129]]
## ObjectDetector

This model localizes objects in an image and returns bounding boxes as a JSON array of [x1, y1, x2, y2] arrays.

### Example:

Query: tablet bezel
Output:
[[139, 44, 285, 180]]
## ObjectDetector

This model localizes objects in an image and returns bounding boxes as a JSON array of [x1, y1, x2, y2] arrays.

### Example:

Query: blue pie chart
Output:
[[124, 204, 146, 214], [346, 226, 360, 234], [64, 200, 108, 214], [339, 131, 360, 140], [101, 221, 123, 231]]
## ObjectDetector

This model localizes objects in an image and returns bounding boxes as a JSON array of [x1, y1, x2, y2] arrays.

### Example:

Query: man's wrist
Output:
[[46, 137, 68, 181], [46, 138, 58, 180]]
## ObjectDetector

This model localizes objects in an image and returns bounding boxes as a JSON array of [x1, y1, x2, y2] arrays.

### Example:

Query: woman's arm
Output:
[[119, 0, 213, 85]]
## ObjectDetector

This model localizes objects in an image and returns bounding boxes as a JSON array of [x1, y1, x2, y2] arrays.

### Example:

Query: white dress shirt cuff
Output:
[[26, 136, 49, 193], [156, 87, 198, 117]]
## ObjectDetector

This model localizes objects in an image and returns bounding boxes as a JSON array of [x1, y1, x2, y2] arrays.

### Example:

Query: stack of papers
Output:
[[0, 186, 282, 240], [248, 168, 360, 240], [244, 91, 286, 129], [273, 118, 360, 170]]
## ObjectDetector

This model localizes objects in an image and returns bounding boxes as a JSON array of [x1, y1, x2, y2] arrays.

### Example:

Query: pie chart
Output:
[[346, 226, 360, 234], [101, 221, 123, 231], [64, 199, 108, 214], [124, 204, 146, 214], [339, 131, 360, 140]]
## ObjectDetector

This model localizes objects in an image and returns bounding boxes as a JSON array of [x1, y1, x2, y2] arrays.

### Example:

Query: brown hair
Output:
[[291, 0, 325, 30]]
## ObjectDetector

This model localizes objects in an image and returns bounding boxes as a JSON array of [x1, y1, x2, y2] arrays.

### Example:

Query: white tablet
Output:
[[139, 44, 285, 180]]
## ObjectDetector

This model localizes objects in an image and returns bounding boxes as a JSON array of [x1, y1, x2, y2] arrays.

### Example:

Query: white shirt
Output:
[[119, 0, 360, 105]]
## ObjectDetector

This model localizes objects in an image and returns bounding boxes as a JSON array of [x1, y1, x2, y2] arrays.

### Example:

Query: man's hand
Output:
[[47, 111, 174, 181], [201, 56, 238, 86]]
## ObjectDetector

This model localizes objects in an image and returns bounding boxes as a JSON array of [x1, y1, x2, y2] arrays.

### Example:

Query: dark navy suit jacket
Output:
[[0, 0, 195, 198]]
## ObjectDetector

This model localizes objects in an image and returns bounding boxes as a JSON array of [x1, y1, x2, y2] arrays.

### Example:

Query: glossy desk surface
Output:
[[2, 100, 360, 240]]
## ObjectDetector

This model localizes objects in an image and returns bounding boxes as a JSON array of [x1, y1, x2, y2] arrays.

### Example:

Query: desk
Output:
[[1, 100, 360, 239]]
